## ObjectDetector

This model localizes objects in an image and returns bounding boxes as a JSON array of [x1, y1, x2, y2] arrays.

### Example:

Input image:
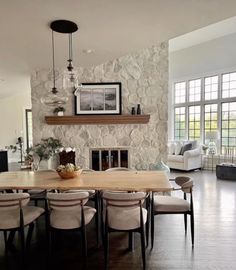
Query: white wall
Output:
[[0, 91, 31, 161], [168, 32, 236, 140]]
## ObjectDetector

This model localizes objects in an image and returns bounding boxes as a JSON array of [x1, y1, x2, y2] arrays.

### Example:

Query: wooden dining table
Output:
[[0, 170, 172, 192]]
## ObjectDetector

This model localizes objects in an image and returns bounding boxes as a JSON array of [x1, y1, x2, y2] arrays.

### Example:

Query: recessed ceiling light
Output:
[[82, 49, 94, 54]]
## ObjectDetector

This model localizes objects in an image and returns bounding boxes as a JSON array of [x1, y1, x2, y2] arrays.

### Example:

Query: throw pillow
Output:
[[180, 143, 192, 155], [189, 140, 197, 149], [174, 142, 182, 155]]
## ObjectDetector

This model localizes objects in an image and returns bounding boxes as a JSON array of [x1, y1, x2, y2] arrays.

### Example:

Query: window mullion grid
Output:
[[186, 81, 189, 140], [173, 72, 236, 149], [218, 74, 222, 154], [200, 78, 204, 145]]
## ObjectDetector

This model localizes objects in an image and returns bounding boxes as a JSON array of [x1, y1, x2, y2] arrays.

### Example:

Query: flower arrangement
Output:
[[56, 163, 81, 179], [29, 137, 63, 170]]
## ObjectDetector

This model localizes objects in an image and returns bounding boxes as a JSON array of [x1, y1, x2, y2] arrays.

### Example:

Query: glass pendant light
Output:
[[41, 28, 68, 106], [64, 29, 83, 93], [42, 20, 81, 106]]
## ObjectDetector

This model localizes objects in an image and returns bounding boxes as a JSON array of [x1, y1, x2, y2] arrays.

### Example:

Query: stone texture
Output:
[[31, 43, 169, 169]]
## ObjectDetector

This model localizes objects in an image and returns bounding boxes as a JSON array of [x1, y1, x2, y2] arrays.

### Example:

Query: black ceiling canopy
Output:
[[50, 20, 78, 34]]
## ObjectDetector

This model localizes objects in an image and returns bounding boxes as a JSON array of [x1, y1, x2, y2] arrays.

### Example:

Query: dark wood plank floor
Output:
[[0, 170, 236, 269]]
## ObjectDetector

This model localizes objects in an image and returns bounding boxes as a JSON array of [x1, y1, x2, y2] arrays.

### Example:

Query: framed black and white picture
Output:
[[75, 82, 122, 115]]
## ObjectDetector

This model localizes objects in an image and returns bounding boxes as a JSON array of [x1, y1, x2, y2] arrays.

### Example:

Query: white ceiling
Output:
[[1, 0, 236, 98], [169, 15, 236, 52]]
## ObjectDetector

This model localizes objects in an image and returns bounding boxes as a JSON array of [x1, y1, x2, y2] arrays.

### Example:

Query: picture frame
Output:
[[74, 82, 122, 115]]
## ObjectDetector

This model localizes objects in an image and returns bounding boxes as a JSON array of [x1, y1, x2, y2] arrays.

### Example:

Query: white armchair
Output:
[[167, 145, 202, 171]]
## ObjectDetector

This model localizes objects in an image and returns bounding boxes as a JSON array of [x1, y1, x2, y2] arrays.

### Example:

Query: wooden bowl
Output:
[[57, 170, 82, 179]]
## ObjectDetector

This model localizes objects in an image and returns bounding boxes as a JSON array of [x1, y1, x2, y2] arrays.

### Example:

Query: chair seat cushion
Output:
[[154, 195, 190, 212], [50, 206, 96, 229], [167, 155, 184, 162], [106, 207, 147, 230], [0, 206, 45, 230]]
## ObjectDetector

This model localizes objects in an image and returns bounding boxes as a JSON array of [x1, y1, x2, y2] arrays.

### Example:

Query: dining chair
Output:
[[105, 167, 151, 247], [46, 191, 96, 264], [151, 176, 194, 249], [62, 169, 100, 246], [102, 191, 148, 270], [27, 170, 56, 207], [0, 193, 45, 258]]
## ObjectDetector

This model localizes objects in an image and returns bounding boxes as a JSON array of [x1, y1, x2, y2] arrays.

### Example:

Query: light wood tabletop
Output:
[[0, 170, 172, 192]]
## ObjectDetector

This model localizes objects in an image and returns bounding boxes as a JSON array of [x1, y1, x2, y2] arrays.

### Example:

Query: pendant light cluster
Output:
[[41, 20, 80, 106]]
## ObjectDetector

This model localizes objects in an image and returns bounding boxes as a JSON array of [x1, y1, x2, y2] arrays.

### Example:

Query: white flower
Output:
[[58, 147, 64, 152], [65, 147, 72, 153]]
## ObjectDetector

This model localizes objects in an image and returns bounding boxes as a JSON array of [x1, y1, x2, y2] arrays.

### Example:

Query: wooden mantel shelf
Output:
[[45, 115, 150, 125]]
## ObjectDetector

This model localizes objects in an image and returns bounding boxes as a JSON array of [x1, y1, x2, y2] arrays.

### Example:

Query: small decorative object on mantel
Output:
[[53, 106, 65, 116], [59, 147, 76, 165], [75, 82, 122, 115], [137, 104, 141, 115], [56, 163, 82, 179], [131, 107, 135, 115]]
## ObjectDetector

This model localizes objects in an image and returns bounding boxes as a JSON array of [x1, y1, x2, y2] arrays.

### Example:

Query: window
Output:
[[204, 76, 218, 100], [173, 72, 236, 152], [222, 72, 236, 98], [189, 79, 201, 102], [221, 102, 236, 154], [174, 82, 186, 104], [188, 106, 201, 140], [25, 109, 33, 151], [204, 104, 218, 144], [174, 107, 186, 140]]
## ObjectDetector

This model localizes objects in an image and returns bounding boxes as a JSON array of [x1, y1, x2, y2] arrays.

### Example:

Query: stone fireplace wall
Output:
[[31, 42, 168, 169]]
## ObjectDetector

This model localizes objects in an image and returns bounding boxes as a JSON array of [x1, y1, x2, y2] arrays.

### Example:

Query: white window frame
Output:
[[171, 70, 236, 153]]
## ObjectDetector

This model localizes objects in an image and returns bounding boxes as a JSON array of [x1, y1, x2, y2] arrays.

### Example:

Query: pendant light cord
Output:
[[52, 30, 57, 93], [69, 33, 72, 60]]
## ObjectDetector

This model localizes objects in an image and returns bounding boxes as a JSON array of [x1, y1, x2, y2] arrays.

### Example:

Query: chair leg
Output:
[[151, 212, 154, 249], [184, 213, 187, 234], [48, 229, 52, 259], [95, 192, 100, 247], [19, 227, 25, 266], [81, 225, 87, 268], [26, 223, 34, 250], [140, 229, 146, 270], [190, 213, 194, 247], [128, 232, 134, 251], [146, 207, 150, 248], [104, 229, 109, 270], [3, 231, 8, 254]]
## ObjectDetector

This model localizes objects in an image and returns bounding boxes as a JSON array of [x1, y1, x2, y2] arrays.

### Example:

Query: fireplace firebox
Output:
[[90, 148, 129, 171]]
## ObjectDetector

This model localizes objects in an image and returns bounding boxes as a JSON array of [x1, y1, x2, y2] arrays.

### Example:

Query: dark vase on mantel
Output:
[[137, 104, 141, 115], [131, 107, 135, 115]]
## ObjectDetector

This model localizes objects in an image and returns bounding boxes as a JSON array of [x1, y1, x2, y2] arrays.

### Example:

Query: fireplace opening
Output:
[[90, 148, 129, 171]]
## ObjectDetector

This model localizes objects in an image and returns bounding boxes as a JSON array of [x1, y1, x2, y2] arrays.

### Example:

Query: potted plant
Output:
[[31, 137, 63, 170], [53, 106, 65, 116]]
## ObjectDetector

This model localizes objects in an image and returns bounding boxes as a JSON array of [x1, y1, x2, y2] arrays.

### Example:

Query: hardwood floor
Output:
[[0, 170, 236, 269]]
